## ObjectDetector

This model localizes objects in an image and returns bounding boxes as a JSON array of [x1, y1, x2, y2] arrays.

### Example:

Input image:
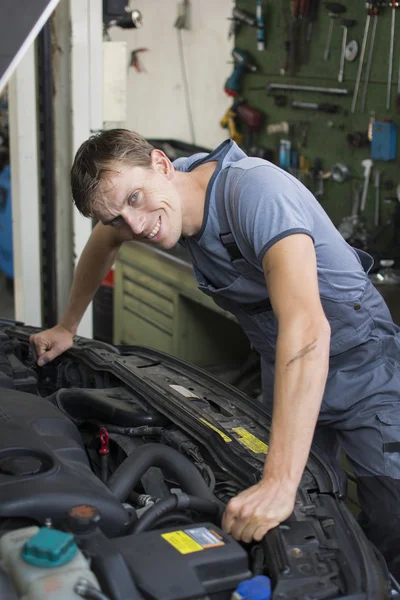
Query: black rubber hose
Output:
[[148, 512, 194, 530], [131, 494, 221, 535], [107, 443, 216, 503]]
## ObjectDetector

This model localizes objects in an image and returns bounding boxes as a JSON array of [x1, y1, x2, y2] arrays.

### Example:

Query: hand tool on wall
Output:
[[265, 82, 350, 95], [220, 107, 244, 145], [307, 0, 320, 42], [292, 100, 341, 112], [338, 19, 356, 82], [225, 48, 258, 97], [360, 158, 374, 213], [360, 3, 381, 113], [345, 39, 359, 62], [323, 2, 346, 61], [374, 170, 381, 227], [396, 59, 400, 115], [129, 48, 148, 72], [235, 101, 265, 150], [228, 7, 257, 38], [311, 158, 324, 198], [351, 3, 373, 113], [256, 0, 265, 51], [338, 181, 368, 250], [386, 0, 398, 110], [289, 0, 301, 74]]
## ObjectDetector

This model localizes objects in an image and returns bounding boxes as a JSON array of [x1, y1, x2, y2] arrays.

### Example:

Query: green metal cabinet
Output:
[[113, 242, 250, 368]]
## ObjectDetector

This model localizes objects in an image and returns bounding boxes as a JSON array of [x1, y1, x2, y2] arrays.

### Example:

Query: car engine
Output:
[[0, 320, 393, 600]]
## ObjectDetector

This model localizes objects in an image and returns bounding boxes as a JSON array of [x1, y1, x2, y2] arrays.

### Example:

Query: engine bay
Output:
[[0, 320, 393, 599]]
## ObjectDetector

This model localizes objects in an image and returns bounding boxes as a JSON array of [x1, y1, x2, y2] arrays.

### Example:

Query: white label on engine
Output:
[[185, 527, 225, 548], [169, 385, 199, 398]]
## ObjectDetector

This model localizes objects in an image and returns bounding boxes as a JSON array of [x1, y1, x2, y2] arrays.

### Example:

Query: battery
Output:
[[101, 523, 251, 600]]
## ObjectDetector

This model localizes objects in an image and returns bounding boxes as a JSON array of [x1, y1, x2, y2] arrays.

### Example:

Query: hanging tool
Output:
[[351, 2, 374, 113], [228, 7, 257, 38], [374, 170, 381, 227], [396, 59, 400, 115], [386, 0, 398, 110], [300, 0, 312, 64], [289, 0, 302, 75], [331, 163, 350, 182], [338, 19, 356, 82], [360, 158, 374, 213], [323, 2, 346, 61], [360, 3, 381, 113], [292, 100, 341, 113], [225, 48, 258, 96], [256, 0, 265, 51], [129, 48, 148, 72], [235, 101, 265, 150], [220, 107, 244, 145], [345, 39, 359, 62], [307, 0, 320, 42], [338, 181, 368, 250], [311, 158, 324, 198], [265, 82, 349, 95]]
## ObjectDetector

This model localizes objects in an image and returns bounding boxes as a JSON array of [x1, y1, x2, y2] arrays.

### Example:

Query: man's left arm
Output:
[[222, 233, 331, 543]]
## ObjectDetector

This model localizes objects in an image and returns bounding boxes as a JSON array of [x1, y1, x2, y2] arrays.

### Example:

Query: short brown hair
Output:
[[70, 129, 154, 217]]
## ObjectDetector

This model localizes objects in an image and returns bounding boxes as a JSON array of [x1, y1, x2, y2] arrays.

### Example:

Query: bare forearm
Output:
[[60, 223, 122, 334], [263, 318, 331, 486]]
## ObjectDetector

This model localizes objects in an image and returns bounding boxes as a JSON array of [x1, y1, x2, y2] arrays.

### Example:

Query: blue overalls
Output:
[[175, 140, 400, 578]]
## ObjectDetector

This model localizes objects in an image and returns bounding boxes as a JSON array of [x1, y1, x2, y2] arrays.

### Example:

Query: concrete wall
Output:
[[106, 0, 233, 150]]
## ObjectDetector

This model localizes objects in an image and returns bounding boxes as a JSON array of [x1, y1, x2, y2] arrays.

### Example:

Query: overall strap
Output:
[[215, 180, 253, 276]]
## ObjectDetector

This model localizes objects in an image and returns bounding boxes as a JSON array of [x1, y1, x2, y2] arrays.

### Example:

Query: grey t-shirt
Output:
[[174, 139, 370, 305]]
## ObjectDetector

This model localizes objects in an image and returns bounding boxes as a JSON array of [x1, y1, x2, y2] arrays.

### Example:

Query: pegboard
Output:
[[233, 0, 400, 259]]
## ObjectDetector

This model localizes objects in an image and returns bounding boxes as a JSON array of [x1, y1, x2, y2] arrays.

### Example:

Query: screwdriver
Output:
[[338, 19, 356, 83], [323, 2, 346, 61], [386, 0, 398, 110]]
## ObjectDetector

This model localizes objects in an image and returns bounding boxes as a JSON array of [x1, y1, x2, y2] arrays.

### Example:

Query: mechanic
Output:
[[30, 129, 400, 578]]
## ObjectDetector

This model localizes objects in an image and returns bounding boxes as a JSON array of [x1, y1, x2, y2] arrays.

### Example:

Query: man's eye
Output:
[[109, 218, 123, 228], [129, 192, 139, 205]]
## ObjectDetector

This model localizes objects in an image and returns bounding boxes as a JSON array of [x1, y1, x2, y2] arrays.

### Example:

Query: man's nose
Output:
[[123, 209, 145, 235]]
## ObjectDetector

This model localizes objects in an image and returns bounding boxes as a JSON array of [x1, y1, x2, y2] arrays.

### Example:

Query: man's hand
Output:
[[30, 324, 75, 367], [222, 477, 297, 543]]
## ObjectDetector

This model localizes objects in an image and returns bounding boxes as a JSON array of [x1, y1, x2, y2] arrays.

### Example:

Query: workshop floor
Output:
[[0, 273, 14, 320]]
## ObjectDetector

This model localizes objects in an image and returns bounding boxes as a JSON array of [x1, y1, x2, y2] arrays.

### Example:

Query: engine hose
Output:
[[131, 494, 221, 535], [149, 512, 194, 530], [107, 443, 217, 503]]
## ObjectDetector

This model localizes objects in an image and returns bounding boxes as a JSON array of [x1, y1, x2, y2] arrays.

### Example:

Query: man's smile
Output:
[[145, 216, 161, 240]]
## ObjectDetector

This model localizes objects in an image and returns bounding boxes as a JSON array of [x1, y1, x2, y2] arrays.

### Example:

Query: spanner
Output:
[[374, 170, 381, 226], [360, 159, 373, 212]]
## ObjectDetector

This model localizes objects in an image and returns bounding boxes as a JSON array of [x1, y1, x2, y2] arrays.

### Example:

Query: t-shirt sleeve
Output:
[[228, 165, 314, 263]]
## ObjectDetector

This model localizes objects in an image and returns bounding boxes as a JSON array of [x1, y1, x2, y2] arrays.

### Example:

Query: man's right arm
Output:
[[30, 222, 124, 366]]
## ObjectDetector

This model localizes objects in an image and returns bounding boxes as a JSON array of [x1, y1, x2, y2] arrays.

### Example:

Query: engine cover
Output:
[[0, 389, 129, 536]]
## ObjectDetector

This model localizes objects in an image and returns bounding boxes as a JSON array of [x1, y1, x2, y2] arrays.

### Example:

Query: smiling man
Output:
[[30, 129, 400, 578]]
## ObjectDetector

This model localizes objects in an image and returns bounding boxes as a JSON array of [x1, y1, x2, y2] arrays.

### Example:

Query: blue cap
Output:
[[21, 528, 78, 568], [233, 576, 271, 600]]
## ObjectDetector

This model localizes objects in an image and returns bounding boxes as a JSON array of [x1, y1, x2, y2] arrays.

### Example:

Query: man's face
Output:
[[94, 156, 183, 249]]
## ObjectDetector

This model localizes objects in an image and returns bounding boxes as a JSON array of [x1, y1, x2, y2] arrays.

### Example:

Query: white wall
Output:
[[107, 0, 234, 150]]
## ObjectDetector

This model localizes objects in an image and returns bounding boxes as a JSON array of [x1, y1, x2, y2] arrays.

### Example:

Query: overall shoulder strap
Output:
[[214, 177, 253, 276]]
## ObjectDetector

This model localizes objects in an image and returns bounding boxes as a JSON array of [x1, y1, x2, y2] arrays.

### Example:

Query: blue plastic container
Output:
[[0, 165, 13, 279]]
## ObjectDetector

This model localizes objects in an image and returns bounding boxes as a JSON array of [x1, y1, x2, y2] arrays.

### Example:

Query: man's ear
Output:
[[150, 149, 173, 179]]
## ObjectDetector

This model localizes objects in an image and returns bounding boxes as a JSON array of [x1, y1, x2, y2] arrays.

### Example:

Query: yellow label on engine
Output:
[[199, 418, 232, 443], [161, 531, 203, 554], [232, 427, 269, 454]]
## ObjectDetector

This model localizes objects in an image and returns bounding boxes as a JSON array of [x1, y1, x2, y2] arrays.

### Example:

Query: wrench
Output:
[[360, 159, 373, 213], [374, 170, 381, 227], [338, 19, 356, 83]]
